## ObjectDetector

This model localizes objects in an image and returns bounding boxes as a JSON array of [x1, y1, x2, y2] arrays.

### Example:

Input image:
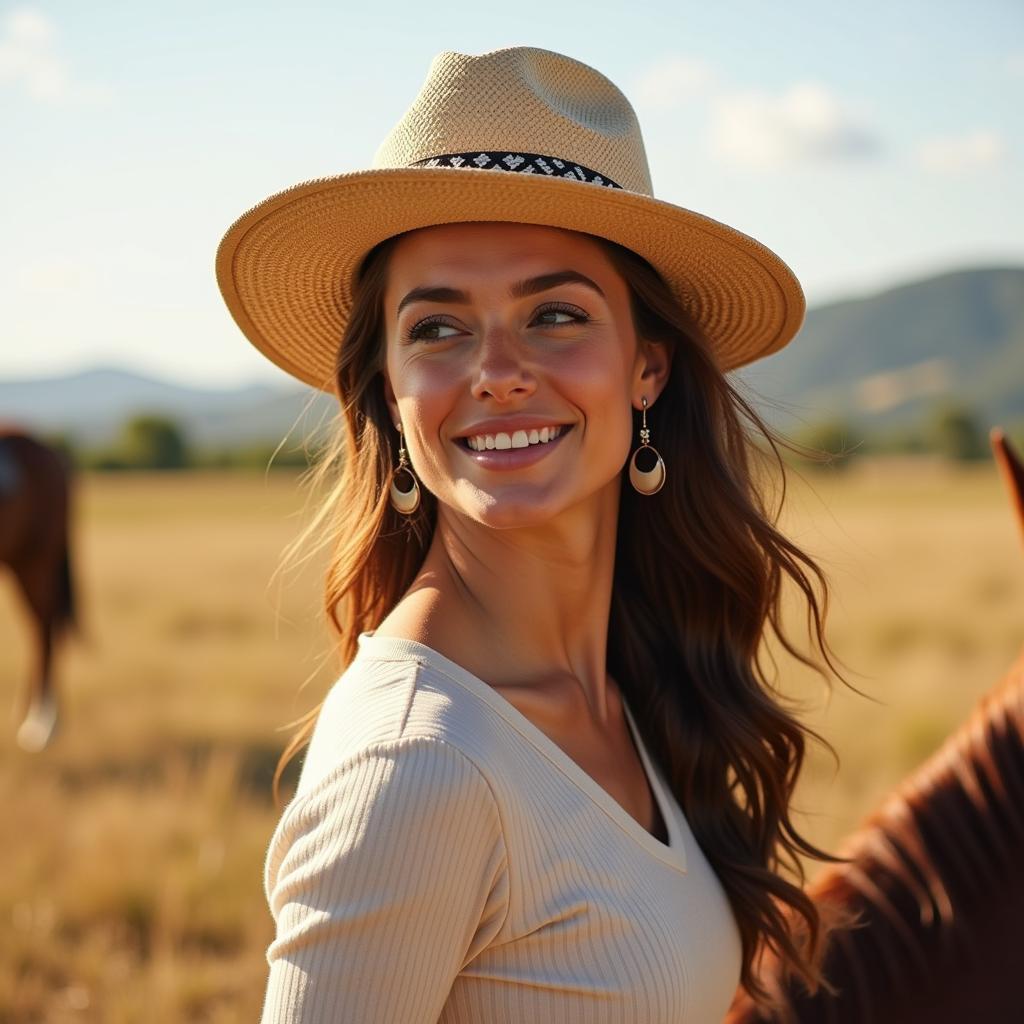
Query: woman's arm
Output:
[[260, 736, 510, 1023]]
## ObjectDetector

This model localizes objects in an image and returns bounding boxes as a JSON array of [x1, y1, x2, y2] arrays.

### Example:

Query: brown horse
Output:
[[726, 428, 1024, 1023], [0, 427, 76, 752]]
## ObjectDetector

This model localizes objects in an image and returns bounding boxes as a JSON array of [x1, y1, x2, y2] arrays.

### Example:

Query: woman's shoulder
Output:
[[293, 637, 506, 804]]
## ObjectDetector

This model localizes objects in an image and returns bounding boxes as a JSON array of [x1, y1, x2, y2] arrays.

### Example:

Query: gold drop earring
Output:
[[389, 421, 421, 514], [629, 396, 666, 495]]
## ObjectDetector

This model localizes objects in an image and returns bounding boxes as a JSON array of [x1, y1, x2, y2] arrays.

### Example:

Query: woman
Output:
[[217, 46, 853, 1023]]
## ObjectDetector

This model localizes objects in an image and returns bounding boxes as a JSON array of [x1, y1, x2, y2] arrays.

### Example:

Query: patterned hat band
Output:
[[409, 151, 623, 189]]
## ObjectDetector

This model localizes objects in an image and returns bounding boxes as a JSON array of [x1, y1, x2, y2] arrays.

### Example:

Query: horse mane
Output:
[[728, 430, 1024, 1023], [803, 653, 1024, 1016]]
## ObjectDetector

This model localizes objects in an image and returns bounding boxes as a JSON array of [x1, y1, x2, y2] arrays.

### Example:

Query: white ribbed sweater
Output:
[[260, 631, 743, 1023]]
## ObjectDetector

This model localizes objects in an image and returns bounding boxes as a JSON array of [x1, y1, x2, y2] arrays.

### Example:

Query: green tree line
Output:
[[785, 401, 1022, 470], [41, 402, 1023, 473], [46, 414, 316, 471]]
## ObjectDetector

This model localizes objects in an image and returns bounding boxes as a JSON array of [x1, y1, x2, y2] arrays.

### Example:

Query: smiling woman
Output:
[[216, 45, 857, 1024]]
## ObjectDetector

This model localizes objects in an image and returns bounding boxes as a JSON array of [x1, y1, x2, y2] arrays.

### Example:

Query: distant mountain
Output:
[[738, 266, 1024, 432], [2, 265, 1022, 447], [0, 366, 335, 446]]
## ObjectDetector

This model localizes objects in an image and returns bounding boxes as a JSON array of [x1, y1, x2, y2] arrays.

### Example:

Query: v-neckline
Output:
[[357, 631, 688, 874]]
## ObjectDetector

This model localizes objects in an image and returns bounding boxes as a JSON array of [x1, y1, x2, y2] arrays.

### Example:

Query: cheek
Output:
[[391, 347, 457, 393], [389, 355, 457, 421], [558, 349, 636, 467], [559, 344, 632, 417], [390, 366, 458, 472]]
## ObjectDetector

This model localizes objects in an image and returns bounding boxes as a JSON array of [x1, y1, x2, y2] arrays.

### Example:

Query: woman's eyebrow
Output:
[[511, 270, 605, 301], [396, 270, 605, 317]]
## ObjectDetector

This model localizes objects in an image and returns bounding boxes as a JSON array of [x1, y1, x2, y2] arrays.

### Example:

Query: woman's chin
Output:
[[441, 485, 569, 530]]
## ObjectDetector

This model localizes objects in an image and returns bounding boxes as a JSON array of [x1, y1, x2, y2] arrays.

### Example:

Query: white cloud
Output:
[[0, 7, 110, 104], [917, 130, 1006, 172], [631, 56, 716, 111], [710, 82, 881, 169]]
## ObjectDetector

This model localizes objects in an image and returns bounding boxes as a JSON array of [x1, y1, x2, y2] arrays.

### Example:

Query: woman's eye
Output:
[[533, 304, 588, 326], [534, 309, 575, 325], [408, 319, 461, 342]]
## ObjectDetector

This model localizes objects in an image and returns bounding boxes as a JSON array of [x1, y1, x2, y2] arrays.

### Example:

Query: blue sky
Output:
[[1, 0, 1021, 388]]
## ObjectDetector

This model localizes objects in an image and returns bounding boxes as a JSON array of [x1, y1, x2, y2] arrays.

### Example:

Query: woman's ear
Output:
[[633, 338, 673, 406]]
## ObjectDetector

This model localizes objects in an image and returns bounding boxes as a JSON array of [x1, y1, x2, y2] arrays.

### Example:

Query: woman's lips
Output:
[[456, 425, 572, 470]]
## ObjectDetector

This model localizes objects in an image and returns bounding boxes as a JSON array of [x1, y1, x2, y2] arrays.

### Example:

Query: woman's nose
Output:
[[469, 327, 537, 403]]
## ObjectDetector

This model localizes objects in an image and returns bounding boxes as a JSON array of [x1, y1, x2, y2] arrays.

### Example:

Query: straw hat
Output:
[[215, 46, 805, 392]]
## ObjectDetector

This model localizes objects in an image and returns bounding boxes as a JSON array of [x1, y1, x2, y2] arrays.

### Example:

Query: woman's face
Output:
[[382, 221, 667, 529]]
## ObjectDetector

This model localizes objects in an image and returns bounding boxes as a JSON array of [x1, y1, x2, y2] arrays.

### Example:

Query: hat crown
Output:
[[372, 46, 654, 196]]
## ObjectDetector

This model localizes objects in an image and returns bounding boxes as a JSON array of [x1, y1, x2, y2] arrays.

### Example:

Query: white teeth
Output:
[[466, 425, 565, 451]]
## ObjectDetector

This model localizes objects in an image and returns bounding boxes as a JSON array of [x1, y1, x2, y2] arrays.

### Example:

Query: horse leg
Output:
[[11, 552, 61, 752]]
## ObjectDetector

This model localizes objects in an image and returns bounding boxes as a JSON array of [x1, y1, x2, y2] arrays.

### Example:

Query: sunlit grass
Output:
[[1, 462, 1020, 1020]]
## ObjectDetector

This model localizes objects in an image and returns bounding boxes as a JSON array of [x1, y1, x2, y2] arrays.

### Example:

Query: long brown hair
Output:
[[272, 226, 861, 1014]]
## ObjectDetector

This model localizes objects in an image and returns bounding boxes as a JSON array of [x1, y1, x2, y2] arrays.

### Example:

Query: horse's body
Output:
[[726, 429, 1024, 1023], [0, 427, 76, 751]]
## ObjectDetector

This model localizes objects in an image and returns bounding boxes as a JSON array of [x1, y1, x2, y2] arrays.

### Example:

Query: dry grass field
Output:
[[1, 461, 1021, 1022]]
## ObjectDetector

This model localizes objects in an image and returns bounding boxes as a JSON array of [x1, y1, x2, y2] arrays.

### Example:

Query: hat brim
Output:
[[215, 166, 805, 392]]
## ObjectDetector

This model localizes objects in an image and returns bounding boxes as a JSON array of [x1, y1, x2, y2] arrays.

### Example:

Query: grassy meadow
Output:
[[1, 460, 1022, 1022]]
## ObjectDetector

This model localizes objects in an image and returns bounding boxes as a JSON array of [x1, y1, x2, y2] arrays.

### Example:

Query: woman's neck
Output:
[[378, 484, 621, 725]]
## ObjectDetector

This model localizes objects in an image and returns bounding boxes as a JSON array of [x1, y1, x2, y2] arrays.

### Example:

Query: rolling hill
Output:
[[0, 367, 335, 447], [737, 265, 1024, 433]]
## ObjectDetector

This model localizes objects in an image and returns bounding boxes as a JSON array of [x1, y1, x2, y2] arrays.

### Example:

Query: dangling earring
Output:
[[389, 422, 421, 514], [629, 396, 666, 495]]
